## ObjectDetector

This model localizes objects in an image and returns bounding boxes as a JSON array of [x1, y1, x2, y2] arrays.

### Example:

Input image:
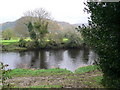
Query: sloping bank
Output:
[[4, 65, 104, 88]]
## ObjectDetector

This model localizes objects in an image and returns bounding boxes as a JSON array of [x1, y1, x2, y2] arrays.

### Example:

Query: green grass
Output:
[[73, 65, 103, 88], [5, 65, 100, 79], [4, 65, 104, 88], [0, 37, 70, 45], [0, 40, 18, 43], [0, 40, 19, 42], [75, 65, 98, 74], [6, 68, 72, 77], [91, 76, 103, 83], [45, 39, 50, 42], [0, 39, 19, 45], [63, 38, 69, 42], [12, 85, 62, 89], [24, 38, 32, 41], [0, 37, 32, 45], [6, 65, 98, 77], [29, 85, 62, 88], [82, 76, 103, 88]]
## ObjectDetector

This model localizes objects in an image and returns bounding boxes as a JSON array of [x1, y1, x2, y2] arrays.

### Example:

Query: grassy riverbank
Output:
[[4, 65, 104, 88], [0, 39, 27, 51], [1, 37, 85, 51]]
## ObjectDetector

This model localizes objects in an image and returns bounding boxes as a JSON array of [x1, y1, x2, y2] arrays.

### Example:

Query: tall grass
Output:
[[75, 65, 98, 74]]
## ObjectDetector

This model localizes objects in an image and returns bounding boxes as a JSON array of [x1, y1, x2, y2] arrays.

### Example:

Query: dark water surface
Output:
[[1, 48, 98, 71]]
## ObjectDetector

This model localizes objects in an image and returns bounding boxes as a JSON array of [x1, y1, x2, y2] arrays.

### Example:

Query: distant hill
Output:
[[57, 21, 76, 31], [0, 17, 88, 36], [1, 21, 16, 30]]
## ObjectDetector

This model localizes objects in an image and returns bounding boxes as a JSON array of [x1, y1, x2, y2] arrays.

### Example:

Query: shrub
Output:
[[0, 62, 12, 88], [18, 38, 26, 47]]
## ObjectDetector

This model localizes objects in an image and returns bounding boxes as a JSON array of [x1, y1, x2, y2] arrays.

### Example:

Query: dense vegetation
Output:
[[2, 29, 15, 40], [0, 31, 83, 51], [79, 2, 120, 88]]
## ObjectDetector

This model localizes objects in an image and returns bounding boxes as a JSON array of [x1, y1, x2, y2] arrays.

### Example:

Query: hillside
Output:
[[1, 22, 16, 31], [0, 17, 87, 36]]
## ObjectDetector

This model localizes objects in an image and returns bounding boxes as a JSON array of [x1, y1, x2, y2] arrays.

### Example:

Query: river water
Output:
[[0, 48, 98, 72]]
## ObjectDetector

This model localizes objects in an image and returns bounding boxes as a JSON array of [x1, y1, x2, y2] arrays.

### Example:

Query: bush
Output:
[[64, 32, 83, 48], [18, 38, 26, 47], [39, 40, 47, 48], [0, 62, 12, 88]]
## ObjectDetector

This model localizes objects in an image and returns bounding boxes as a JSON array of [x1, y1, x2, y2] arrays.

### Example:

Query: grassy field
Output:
[[75, 65, 99, 74], [0, 40, 19, 45], [6, 68, 73, 77], [3, 65, 104, 88], [0, 38, 68, 45], [0, 38, 32, 45]]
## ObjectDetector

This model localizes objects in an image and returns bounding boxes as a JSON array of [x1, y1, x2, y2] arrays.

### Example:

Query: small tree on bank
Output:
[[24, 8, 50, 47], [2, 29, 15, 40]]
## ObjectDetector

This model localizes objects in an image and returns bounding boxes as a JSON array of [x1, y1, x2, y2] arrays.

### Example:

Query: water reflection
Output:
[[1, 48, 98, 71], [39, 50, 47, 69], [88, 50, 98, 65], [68, 49, 80, 59]]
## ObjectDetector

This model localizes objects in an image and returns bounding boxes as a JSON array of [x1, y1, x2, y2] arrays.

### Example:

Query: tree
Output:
[[24, 8, 50, 47], [79, 2, 120, 88], [2, 29, 15, 40]]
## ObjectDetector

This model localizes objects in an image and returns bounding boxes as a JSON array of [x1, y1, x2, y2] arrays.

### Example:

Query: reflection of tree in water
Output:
[[82, 46, 90, 63], [67, 49, 80, 60], [50, 49, 63, 62], [39, 50, 47, 69], [30, 51, 39, 68], [88, 50, 98, 65], [17, 51, 29, 68], [30, 50, 47, 69], [47, 49, 64, 68], [19, 51, 26, 57]]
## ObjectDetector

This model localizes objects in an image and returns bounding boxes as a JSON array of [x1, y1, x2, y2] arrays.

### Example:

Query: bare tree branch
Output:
[[24, 8, 51, 23]]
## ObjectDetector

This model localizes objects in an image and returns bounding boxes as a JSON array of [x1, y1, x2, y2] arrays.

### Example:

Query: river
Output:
[[0, 48, 98, 72]]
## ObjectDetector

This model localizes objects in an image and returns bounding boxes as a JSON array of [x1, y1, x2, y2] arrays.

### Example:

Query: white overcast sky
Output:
[[0, 0, 89, 24]]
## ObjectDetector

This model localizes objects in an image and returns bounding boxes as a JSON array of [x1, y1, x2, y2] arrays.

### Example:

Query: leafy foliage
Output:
[[79, 2, 120, 88], [26, 20, 49, 48], [44, 32, 83, 48], [0, 62, 12, 88], [64, 32, 83, 48], [18, 38, 27, 47], [2, 29, 15, 40], [25, 8, 49, 48]]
